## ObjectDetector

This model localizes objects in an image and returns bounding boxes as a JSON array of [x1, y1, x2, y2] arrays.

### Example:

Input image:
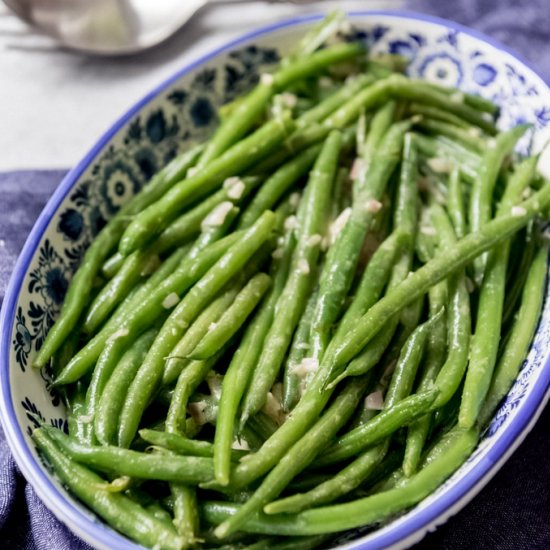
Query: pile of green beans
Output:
[[32, 14, 549, 550]]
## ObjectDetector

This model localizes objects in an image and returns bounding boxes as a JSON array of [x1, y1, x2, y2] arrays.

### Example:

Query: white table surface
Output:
[[0, 1, 401, 171]]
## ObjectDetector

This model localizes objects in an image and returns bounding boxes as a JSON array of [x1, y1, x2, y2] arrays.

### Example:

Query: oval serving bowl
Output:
[[2, 10, 550, 550]]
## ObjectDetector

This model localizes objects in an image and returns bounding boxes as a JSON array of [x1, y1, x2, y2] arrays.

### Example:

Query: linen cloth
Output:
[[1, 0, 550, 547]]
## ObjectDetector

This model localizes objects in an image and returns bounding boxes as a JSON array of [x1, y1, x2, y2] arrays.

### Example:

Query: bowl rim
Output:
[[1, 9, 550, 550]]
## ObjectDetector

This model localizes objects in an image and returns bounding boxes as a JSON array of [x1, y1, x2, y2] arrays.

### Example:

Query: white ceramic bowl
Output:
[[2, 10, 550, 550]]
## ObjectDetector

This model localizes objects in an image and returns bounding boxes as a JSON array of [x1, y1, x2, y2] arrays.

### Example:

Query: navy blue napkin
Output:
[[2, 1, 550, 546]]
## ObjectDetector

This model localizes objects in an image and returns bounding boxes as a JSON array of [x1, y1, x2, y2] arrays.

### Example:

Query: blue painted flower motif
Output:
[[57, 209, 84, 242], [134, 148, 158, 181], [88, 205, 107, 237], [418, 52, 463, 87], [99, 159, 142, 215], [13, 307, 32, 371], [473, 63, 497, 87], [190, 97, 216, 128], [146, 110, 168, 143], [389, 39, 415, 58], [28, 240, 69, 309], [22, 397, 45, 431], [535, 106, 550, 127]]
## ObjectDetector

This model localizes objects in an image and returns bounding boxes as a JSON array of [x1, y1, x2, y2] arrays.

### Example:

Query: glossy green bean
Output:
[[479, 244, 547, 427], [118, 212, 275, 447], [33, 428, 184, 550], [469, 124, 530, 283], [94, 329, 159, 445], [239, 131, 341, 424], [327, 184, 550, 373], [313, 388, 439, 467], [213, 375, 371, 537], [460, 156, 538, 428], [119, 117, 293, 255]]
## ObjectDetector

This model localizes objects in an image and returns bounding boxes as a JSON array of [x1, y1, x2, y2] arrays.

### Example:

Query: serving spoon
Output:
[[3, 0, 313, 56]]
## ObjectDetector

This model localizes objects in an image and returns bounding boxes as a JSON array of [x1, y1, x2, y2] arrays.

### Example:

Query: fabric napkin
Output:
[[1, 1, 550, 547]]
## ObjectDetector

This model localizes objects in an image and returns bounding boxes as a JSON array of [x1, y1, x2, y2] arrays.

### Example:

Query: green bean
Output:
[[402, 286, 447, 476], [210, 182, 550, 508], [407, 102, 472, 130], [166, 355, 223, 436], [84, 248, 159, 334], [310, 120, 411, 360], [460, 156, 537, 429], [416, 118, 485, 153], [140, 429, 216, 457], [101, 251, 125, 279], [297, 74, 375, 128], [157, 176, 262, 252], [323, 77, 392, 130], [360, 100, 396, 173], [94, 329, 158, 445], [265, 443, 388, 514], [119, 117, 294, 255], [171, 483, 199, 545], [469, 124, 530, 283], [213, 224, 296, 485], [282, 289, 317, 412], [388, 75, 497, 134], [239, 131, 341, 424], [202, 427, 477, 537], [239, 145, 320, 229], [34, 145, 203, 368], [44, 426, 214, 484], [291, 10, 345, 58], [502, 230, 536, 324], [273, 42, 365, 90], [55, 237, 237, 385], [213, 375, 370, 537], [479, 244, 547, 427], [67, 381, 88, 443], [163, 286, 240, 386], [431, 84, 499, 115], [413, 133, 479, 181], [313, 388, 439, 467], [447, 166, 467, 239], [327, 184, 550, 373], [117, 212, 275, 447], [427, 205, 471, 409], [32, 428, 184, 550], [386, 310, 443, 409]]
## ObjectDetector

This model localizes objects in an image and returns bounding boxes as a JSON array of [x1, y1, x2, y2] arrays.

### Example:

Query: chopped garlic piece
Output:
[[223, 176, 246, 200], [262, 391, 285, 425], [271, 248, 284, 259], [297, 258, 310, 275], [207, 372, 223, 400], [468, 127, 483, 138], [187, 166, 199, 178], [420, 225, 436, 236], [162, 292, 179, 309], [280, 92, 298, 108], [450, 91, 464, 103], [365, 391, 385, 410], [364, 199, 383, 213], [487, 138, 497, 149], [289, 192, 301, 209], [188, 401, 208, 426], [260, 73, 274, 86], [350, 157, 365, 181], [427, 157, 454, 174], [307, 234, 322, 247], [291, 357, 319, 378], [328, 207, 352, 245], [232, 438, 250, 451], [201, 201, 233, 230], [511, 206, 526, 217], [284, 215, 299, 231], [319, 76, 334, 89]]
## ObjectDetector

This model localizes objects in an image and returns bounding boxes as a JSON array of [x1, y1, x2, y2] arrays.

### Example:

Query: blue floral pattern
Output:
[[5, 15, 550, 550]]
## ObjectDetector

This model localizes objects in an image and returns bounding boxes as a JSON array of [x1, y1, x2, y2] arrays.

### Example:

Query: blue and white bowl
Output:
[[1, 11, 550, 550]]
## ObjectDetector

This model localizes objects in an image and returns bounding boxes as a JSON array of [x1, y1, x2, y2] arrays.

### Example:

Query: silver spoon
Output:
[[3, 0, 313, 56]]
